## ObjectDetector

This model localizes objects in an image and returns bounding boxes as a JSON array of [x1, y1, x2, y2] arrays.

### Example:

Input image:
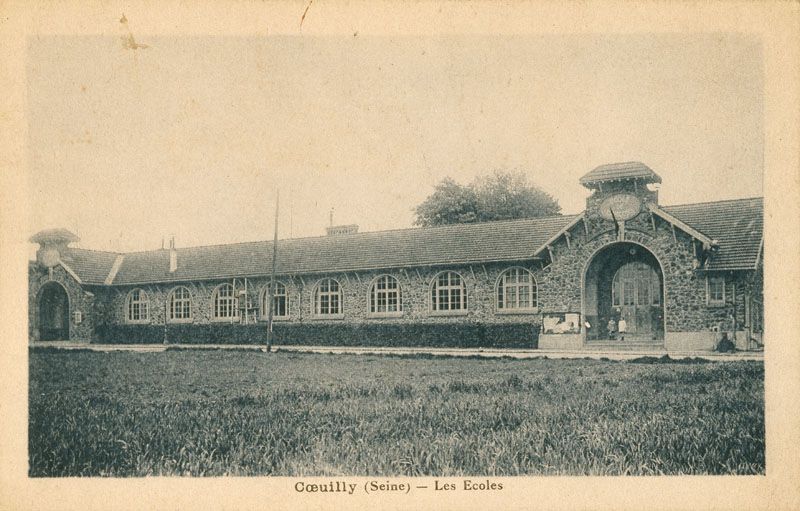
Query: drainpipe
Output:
[[163, 293, 168, 345]]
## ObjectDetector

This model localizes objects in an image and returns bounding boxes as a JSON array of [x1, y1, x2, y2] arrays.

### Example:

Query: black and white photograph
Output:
[[2, 1, 799, 510]]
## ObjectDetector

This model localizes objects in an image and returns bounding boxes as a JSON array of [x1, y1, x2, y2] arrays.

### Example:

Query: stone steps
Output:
[[583, 341, 664, 351]]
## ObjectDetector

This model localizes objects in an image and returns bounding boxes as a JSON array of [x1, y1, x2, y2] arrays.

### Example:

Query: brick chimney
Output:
[[169, 236, 177, 272], [326, 224, 359, 236]]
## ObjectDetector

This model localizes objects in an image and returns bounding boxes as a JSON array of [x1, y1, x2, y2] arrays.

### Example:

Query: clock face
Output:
[[599, 194, 641, 221]]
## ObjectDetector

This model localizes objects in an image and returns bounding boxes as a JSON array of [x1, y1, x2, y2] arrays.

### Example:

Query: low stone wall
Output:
[[96, 321, 539, 349], [664, 331, 716, 352], [538, 333, 582, 350]]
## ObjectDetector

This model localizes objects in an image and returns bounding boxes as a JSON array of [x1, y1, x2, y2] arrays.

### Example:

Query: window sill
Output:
[[367, 312, 404, 319], [211, 317, 241, 323], [495, 308, 539, 315], [706, 302, 727, 308], [125, 319, 151, 325], [429, 310, 469, 317]]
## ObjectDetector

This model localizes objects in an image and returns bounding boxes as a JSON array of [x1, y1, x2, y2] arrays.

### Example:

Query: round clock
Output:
[[599, 194, 641, 221]]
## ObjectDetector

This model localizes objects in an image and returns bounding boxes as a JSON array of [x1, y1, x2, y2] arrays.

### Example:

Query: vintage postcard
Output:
[[1, 1, 799, 510]]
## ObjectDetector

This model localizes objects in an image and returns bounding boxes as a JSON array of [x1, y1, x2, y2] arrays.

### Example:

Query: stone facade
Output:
[[94, 262, 543, 342], [27, 163, 764, 351], [28, 225, 762, 350], [534, 176, 763, 351], [28, 264, 97, 342]]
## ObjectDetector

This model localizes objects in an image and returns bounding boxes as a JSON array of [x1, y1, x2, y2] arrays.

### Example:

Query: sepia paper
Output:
[[1, 1, 799, 509]]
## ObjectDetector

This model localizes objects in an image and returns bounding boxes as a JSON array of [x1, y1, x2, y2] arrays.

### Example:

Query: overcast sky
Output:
[[27, 33, 763, 253]]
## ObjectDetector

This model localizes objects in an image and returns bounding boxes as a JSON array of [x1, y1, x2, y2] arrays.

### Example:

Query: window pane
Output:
[[519, 287, 529, 307], [497, 269, 536, 310], [623, 281, 635, 305]]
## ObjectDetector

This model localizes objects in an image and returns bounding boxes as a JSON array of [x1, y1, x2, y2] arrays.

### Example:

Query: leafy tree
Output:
[[412, 177, 479, 227], [414, 171, 561, 227]]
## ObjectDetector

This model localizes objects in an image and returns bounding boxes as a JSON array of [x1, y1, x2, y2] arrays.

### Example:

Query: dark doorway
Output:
[[584, 242, 664, 342], [38, 282, 69, 341], [611, 262, 662, 338]]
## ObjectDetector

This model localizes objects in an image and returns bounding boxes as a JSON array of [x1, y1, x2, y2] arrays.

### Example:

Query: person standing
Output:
[[618, 316, 627, 341], [607, 317, 616, 340]]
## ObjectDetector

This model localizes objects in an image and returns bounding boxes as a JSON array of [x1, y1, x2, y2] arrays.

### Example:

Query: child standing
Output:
[[618, 317, 627, 341], [607, 317, 617, 340]]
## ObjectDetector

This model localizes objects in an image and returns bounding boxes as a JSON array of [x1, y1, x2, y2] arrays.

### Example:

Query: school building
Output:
[[28, 162, 764, 351]]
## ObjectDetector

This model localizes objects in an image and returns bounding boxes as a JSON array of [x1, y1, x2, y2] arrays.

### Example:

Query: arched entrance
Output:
[[38, 282, 69, 341], [583, 242, 664, 342]]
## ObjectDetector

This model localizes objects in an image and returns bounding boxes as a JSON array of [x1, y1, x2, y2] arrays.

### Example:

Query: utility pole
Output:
[[266, 190, 280, 352]]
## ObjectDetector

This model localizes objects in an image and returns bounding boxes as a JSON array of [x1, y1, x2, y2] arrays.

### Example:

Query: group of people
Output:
[[607, 309, 627, 341]]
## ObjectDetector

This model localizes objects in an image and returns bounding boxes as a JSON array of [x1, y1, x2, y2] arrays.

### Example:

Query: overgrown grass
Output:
[[29, 350, 764, 476]]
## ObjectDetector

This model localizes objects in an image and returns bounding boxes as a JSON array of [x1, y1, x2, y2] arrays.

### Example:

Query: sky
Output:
[[26, 33, 763, 253]]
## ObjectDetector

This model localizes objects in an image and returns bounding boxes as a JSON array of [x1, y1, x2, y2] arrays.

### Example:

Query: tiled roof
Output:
[[59, 248, 121, 285], [579, 162, 662, 187], [51, 197, 763, 285], [110, 215, 578, 285], [663, 197, 763, 271]]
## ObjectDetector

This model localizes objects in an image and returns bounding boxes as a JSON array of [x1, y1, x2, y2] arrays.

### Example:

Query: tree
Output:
[[413, 170, 561, 227], [412, 177, 479, 227]]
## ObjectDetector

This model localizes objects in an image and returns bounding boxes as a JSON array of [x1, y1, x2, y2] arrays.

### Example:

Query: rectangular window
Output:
[[707, 276, 725, 305], [274, 295, 286, 317], [637, 278, 650, 306], [623, 281, 635, 306]]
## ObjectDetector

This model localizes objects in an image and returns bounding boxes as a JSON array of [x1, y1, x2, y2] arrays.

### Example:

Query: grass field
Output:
[[29, 349, 764, 476]]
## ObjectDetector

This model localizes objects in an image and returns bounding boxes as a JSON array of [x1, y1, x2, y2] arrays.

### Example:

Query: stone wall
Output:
[[28, 263, 96, 342], [97, 261, 544, 346], [536, 208, 754, 337]]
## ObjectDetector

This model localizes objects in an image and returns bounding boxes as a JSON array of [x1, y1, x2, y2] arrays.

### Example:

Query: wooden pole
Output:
[[266, 190, 280, 352]]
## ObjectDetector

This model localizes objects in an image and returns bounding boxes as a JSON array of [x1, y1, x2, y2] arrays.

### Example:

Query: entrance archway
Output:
[[38, 282, 69, 341], [583, 242, 664, 342]]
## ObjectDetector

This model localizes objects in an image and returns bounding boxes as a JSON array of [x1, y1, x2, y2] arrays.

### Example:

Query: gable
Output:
[[663, 197, 763, 270]]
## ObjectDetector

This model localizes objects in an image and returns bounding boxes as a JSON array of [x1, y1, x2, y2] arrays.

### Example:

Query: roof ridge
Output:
[[119, 214, 576, 255], [663, 196, 763, 208], [65, 246, 122, 256]]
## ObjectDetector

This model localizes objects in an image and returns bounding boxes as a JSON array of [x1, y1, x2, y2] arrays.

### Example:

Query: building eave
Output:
[[531, 213, 585, 258], [107, 255, 545, 287], [753, 235, 764, 270], [58, 260, 83, 284]]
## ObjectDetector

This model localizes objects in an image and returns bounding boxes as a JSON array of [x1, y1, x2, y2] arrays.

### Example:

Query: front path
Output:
[[30, 341, 764, 362]]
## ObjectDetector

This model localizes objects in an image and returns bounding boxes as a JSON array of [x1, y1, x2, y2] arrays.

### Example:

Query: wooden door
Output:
[[611, 262, 661, 338], [39, 284, 69, 341]]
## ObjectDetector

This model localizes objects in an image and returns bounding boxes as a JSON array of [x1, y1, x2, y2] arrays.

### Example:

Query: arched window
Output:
[[126, 288, 150, 322], [497, 268, 537, 310], [261, 281, 288, 318], [168, 286, 192, 322], [431, 271, 467, 312], [369, 275, 402, 315], [212, 283, 239, 319], [314, 278, 342, 316], [612, 262, 661, 307]]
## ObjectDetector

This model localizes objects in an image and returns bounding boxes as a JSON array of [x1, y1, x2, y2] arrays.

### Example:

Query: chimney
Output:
[[326, 224, 359, 236], [169, 236, 177, 272]]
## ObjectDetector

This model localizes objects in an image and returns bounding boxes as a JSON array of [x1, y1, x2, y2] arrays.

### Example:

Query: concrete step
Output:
[[584, 342, 664, 351]]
